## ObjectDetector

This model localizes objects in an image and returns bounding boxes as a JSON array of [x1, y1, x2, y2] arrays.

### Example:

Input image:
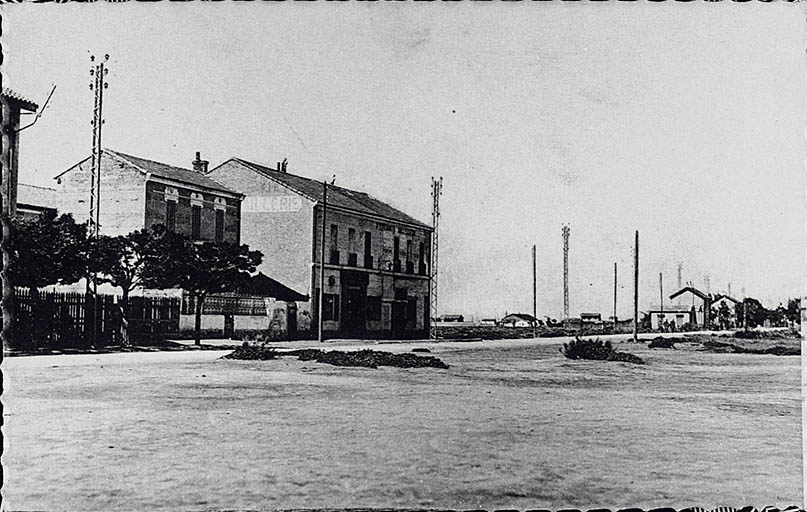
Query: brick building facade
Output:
[[53, 149, 242, 242], [207, 158, 432, 339]]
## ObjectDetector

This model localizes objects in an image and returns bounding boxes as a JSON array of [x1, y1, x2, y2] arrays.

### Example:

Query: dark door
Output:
[[286, 303, 298, 339], [342, 286, 366, 334], [391, 302, 406, 336], [223, 314, 235, 339]]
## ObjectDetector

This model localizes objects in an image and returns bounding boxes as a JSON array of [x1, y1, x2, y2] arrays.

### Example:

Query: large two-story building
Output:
[[207, 157, 433, 339], [54, 149, 242, 243]]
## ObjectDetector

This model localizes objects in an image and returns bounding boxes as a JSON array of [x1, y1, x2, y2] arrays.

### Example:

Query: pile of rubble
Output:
[[225, 345, 449, 369]]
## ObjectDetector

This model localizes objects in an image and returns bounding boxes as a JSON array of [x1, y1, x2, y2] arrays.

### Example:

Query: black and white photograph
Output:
[[1, 2, 804, 511]]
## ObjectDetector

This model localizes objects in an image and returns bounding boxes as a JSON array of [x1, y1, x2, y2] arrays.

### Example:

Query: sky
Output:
[[4, 3, 805, 319]]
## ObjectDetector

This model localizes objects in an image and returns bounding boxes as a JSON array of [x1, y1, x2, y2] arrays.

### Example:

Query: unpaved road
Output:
[[2, 337, 801, 510]]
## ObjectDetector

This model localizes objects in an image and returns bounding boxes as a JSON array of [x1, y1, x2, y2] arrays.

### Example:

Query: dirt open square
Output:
[[2, 336, 802, 510]]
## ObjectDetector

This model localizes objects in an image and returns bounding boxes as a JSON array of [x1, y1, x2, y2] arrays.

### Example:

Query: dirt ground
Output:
[[2, 335, 802, 510]]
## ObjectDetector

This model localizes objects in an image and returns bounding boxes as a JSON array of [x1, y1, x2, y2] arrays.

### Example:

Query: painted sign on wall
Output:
[[242, 196, 303, 213]]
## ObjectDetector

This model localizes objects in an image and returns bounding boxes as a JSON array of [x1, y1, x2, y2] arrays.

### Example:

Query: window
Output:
[[330, 224, 338, 248], [364, 231, 373, 269], [329, 224, 340, 264], [406, 298, 417, 324], [394, 287, 407, 301], [214, 209, 224, 243], [418, 242, 426, 275], [366, 296, 382, 321], [347, 228, 357, 266], [165, 201, 176, 232], [405, 240, 414, 273], [323, 293, 340, 321], [393, 236, 401, 272], [191, 205, 202, 240]]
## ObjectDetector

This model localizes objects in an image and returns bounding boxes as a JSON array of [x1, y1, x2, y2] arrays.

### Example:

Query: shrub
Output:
[[223, 342, 277, 360], [561, 336, 645, 364]]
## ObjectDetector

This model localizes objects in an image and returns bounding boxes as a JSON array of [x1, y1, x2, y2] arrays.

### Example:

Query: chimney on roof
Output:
[[192, 151, 209, 173], [281, 158, 288, 173]]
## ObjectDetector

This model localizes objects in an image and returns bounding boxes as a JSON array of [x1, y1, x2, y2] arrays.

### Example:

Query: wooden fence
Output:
[[12, 288, 180, 347]]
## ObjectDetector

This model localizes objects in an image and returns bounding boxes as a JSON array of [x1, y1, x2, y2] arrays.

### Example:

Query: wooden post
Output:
[[532, 244, 537, 338], [318, 181, 327, 342], [633, 230, 639, 343], [613, 262, 617, 331]]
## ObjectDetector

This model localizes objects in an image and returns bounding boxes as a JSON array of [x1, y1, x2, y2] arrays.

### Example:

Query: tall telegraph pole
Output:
[[633, 230, 639, 343], [562, 224, 570, 322], [87, 54, 109, 346], [429, 177, 442, 340], [532, 244, 537, 337], [613, 262, 617, 330]]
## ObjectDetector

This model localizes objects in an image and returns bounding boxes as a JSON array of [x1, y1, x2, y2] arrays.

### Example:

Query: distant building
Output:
[[500, 313, 539, 328], [207, 157, 432, 339], [438, 314, 464, 323], [646, 304, 697, 330], [669, 286, 711, 328], [16, 183, 56, 221], [479, 318, 497, 326], [712, 294, 741, 329], [580, 312, 601, 324], [54, 149, 243, 242]]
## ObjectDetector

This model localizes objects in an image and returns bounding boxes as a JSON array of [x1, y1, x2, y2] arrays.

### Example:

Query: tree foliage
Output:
[[140, 225, 263, 344], [10, 210, 89, 288]]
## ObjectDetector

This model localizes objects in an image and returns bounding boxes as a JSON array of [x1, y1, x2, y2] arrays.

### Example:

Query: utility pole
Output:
[[532, 244, 537, 338], [562, 224, 570, 322], [659, 272, 664, 329], [318, 180, 327, 342], [86, 53, 109, 347], [633, 230, 639, 343], [676, 261, 683, 304], [613, 262, 617, 331], [430, 177, 442, 340]]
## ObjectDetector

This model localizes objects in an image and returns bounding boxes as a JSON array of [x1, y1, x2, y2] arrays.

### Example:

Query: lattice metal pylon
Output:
[[87, 54, 109, 346], [429, 176, 442, 339], [562, 224, 570, 321]]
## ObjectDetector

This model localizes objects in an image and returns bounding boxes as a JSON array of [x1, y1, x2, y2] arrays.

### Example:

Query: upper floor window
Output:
[[191, 205, 202, 240], [166, 200, 176, 232], [214, 209, 224, 243]]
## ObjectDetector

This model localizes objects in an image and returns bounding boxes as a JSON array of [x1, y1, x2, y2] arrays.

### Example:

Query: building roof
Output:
[[580, 312, 601, 319], [233, 272, 309, 302], [647, 304, 695, 313], [221, 158, 431, 229], [669, 286, 710, 301], [501, 313, 537, 322], [2, 88, 38, 112], [713, 294, 741, 304], [54, 149, 240, 196], [18, 183, 57, 206]]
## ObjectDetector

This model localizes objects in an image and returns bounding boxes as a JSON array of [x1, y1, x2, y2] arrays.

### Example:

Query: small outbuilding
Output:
[[500, 313, 539, 328]]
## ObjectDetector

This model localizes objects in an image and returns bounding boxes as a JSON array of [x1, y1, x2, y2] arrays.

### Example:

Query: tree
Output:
[[717, 302, 731, 330], [785, 298, 801, 325], [7, 211, 89, 349], [10, 210, 88, 289], [88, 229, 153, 346], [141, 226, 262, 345], [739, 297, 767, 328]]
